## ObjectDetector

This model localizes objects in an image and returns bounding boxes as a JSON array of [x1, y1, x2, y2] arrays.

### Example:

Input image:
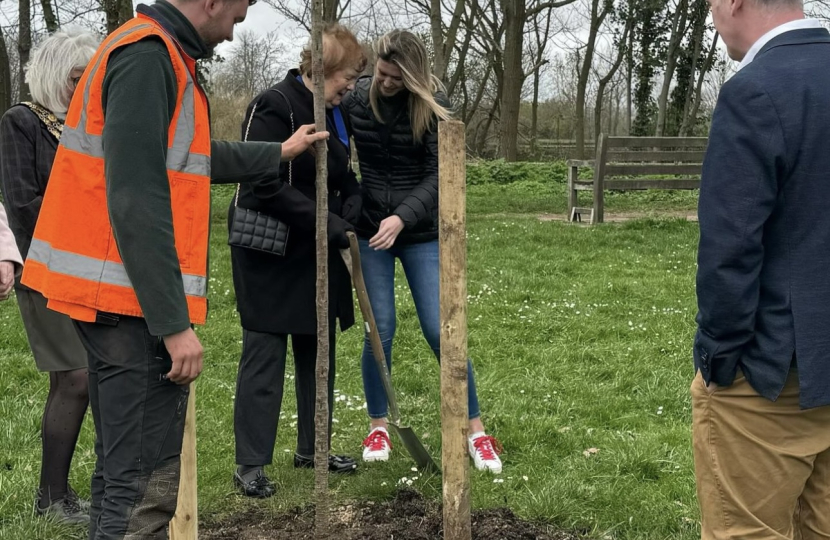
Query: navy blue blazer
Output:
[[695, 27, 830, 409]]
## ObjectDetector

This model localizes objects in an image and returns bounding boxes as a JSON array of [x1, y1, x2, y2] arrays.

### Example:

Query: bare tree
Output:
[[212, 30, 288, 99], [573, 0, 611, 158], [487, 0, 576, 161], [264, 0, 353, 28], [102, 0, 133, 34], [679, 31, 720, 136], [0, 25, 11, 113], [428, 0, 466, 82], [528, 7, 552, 155], [654, 0, 689, 136], [18, 0, 30, 100], [594, 23, 630, 144], [39, 0, 57, 33]]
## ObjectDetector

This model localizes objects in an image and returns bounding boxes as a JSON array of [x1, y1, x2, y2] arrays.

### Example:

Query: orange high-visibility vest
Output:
[[21, 14, 211, 325]]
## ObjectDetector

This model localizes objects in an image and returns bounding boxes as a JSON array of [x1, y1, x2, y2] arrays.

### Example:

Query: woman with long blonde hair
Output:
[[342, 29, 502, 473]]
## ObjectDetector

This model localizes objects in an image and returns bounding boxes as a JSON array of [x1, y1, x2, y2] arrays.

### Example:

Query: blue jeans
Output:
[[359, 238, 481, 420]]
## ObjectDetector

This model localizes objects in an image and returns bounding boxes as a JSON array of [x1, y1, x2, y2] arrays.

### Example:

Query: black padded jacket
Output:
[[342, 76, 450, 245]]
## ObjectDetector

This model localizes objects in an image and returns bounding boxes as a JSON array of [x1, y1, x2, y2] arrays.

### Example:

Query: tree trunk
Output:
[[477, 102, 498, 157], [446, 23, 473, 95], [678, 1, 711, 136], [118, 0, 134, 28], [612, 84, 622, 134], [105, 0, 134, 34], [323, 0, 338, 22], [462, 63, 492, 125], [527, 6, 552, 158], [430, 0, 448, 81], [18, 0, 31, 101], [530, 67, 539, 157], [575, 0, 609, 159], [498, 0, 523, 161], [594, 24, 629, 148], [311, 0, 330, 538], [607, 86, 614, 135], [626, 22, 633, 135], [632, 1, 662, 136], [677, 26, 703, 136], [40, 0, 59, 33], [680, 32, 719, 136], [0, 28, 11, 115], [655, 0, 688, 136]]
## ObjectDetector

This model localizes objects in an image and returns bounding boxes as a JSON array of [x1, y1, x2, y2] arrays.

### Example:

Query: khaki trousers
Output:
[[692, 369, 830, 540]]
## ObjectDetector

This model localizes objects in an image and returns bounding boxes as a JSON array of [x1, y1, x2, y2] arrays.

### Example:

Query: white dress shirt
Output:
[[738, 18, 824, 70]]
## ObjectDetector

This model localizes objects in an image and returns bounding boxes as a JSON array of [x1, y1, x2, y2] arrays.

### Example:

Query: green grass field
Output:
[[0, 171, 702, 540]]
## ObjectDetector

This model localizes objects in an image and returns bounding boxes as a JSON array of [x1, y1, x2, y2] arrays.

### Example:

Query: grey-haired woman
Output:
[[0, 28, 99, 524]]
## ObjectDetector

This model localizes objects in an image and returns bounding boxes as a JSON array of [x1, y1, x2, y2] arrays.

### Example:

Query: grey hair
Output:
[[755, 0, 803, 8], [25, 28, 100, 115]]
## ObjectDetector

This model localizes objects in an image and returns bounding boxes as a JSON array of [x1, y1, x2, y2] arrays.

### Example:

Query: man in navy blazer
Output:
[[693, 0, 830, 538]]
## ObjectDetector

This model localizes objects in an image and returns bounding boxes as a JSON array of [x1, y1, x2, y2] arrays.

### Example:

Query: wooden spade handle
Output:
[[340, 232, 402, 424]]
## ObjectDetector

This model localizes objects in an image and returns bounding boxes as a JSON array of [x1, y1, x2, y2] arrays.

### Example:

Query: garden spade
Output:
[[340, 232, 440, 474]]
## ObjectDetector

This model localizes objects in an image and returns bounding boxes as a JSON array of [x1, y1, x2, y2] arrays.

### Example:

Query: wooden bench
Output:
[[566, 135, 708, 224]]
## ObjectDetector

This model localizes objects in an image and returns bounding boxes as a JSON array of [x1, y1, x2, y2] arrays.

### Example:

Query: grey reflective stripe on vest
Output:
[[166, 45, 211, 175], [60, 23, 210, 176], [28, 238, 207, 298], [60, 24, 153, 160]]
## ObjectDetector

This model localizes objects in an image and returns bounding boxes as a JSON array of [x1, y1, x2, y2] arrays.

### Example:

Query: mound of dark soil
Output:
[[201, 489, 582, 540]]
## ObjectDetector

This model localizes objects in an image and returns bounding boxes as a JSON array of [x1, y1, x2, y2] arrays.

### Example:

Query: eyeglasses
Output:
[[71, 76, 82, 87]]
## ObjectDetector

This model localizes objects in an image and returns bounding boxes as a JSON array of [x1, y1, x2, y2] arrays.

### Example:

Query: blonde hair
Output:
[[25, 28, 99, 115], [369, 30, 452, 142], [299, 23, 367, 78]]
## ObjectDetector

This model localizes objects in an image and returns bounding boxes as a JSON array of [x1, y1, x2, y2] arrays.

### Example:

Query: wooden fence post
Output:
[[170, 383, 197, 540], [439, 120, 472, 540]]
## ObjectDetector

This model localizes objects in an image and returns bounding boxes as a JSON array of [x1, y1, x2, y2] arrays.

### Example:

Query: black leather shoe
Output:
[[233, 469, 276, 498], [293, 453, 358, 474]]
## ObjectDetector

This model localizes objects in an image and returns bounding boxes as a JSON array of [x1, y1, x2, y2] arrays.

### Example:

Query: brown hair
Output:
[[299, 23, 367, 77]]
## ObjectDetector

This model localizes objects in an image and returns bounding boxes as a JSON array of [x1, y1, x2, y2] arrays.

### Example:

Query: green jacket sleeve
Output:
[[102, 40, 190, 337], [209, 140, 282, 185]]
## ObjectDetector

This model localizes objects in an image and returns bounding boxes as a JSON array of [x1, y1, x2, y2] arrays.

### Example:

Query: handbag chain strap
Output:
[[234, 90, 295, 208]]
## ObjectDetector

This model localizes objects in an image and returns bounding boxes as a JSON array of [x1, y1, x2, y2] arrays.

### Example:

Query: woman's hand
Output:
[[369, 216, 404, 250], [328, 213, 354, 249], [281, 124, 329, 161], [0, 261, 14, 301]]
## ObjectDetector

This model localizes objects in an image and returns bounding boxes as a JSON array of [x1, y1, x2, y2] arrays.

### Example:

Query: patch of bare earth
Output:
[[200, 489, 583, 540]]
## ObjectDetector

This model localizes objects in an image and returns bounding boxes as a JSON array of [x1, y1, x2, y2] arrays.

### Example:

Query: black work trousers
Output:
[[75, 316, 189, 540]]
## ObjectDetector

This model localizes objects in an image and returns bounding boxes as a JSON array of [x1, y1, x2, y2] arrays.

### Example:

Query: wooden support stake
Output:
[[311, 0, 331, 537], [170, 383, 197, 540], [438, 120, 471, 540]]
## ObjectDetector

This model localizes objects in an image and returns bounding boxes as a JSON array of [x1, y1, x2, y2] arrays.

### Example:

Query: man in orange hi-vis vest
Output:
[[20, 0, 329, 537]]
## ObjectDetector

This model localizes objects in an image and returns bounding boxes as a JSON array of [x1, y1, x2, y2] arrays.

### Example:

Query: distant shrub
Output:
[[466, 160, 569, 186]]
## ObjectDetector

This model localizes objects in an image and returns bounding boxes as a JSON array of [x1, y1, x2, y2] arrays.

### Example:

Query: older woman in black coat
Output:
[[228, 23, 366, 498]]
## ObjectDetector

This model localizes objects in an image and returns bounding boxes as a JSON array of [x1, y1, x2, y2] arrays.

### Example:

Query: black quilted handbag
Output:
[[228, 90, 293, 256]]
